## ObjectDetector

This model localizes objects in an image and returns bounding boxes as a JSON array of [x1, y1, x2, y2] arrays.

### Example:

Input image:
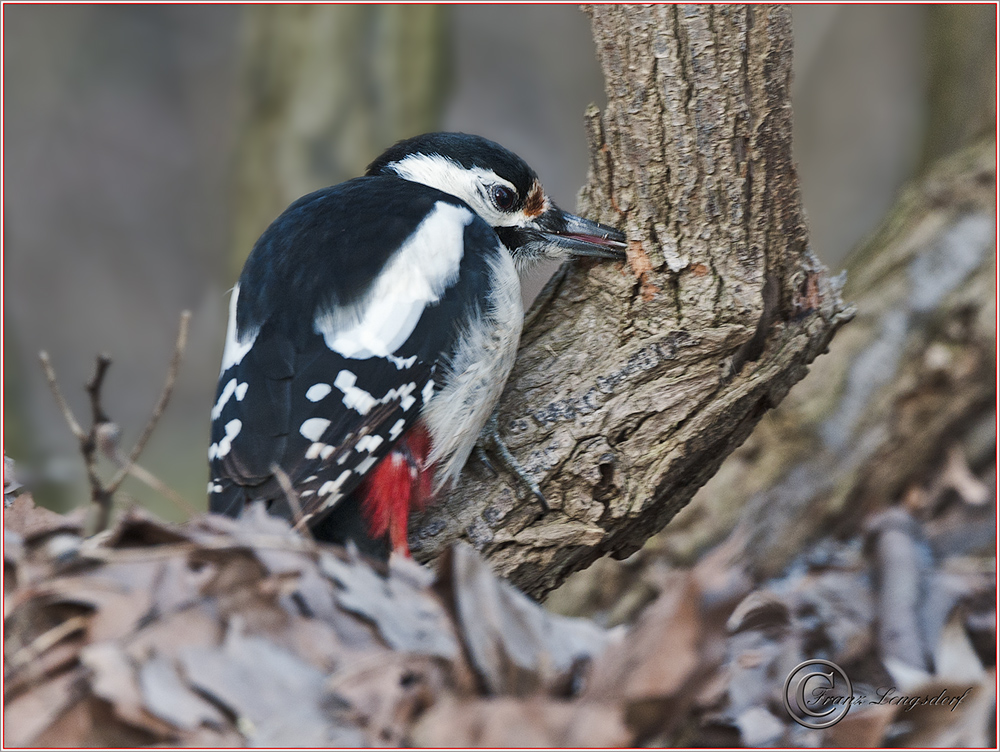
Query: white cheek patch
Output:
[[387, 153, 515, 227], [314, 202, 472, 360], [220, 284, 258, 374]]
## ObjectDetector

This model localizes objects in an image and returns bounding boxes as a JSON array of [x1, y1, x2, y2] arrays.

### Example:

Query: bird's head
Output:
[[367, 132, 626, 275]]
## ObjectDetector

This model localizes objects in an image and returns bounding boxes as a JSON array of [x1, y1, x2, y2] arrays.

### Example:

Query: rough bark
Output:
[[229, 5, 451, 278], [412, 6, 851, 597], [658, 137, 996, 577]]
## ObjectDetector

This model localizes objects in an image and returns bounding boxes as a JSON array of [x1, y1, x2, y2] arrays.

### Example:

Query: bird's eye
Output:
[[490, 185, 517, 211]]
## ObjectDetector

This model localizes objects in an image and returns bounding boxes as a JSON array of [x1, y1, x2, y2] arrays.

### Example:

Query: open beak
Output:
[[542, 210, 627, 260]]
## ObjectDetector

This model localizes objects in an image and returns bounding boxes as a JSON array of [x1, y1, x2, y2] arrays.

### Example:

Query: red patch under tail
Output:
[[358, 423, 433, 556]]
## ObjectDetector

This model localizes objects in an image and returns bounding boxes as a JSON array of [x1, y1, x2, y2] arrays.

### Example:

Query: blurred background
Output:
[[2, 5, 994, 515]]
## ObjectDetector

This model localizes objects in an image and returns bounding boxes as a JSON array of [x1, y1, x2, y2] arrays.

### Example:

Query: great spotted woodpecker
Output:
[[208, 133, 625, 558]]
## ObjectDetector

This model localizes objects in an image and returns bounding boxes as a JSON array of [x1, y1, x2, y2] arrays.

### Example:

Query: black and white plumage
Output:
[[209, 132, 625, 557]]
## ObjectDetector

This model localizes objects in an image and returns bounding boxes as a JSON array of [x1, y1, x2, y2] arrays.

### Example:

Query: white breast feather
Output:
[[421, 248, 523, 490]]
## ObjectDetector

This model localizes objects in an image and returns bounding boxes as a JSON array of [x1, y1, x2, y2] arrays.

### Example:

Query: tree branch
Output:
[[413, 6, 851, 597]]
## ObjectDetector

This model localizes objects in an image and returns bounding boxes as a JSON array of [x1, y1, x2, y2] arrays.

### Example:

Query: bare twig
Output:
[[108, 311, 191, 494], [93, 421, 197, 517], [122, 462, 199, 518], [272, 462, 313, 541], [38, 311, 194, 534], [84, 353, 113, 426], [37, 352, 85, 440]]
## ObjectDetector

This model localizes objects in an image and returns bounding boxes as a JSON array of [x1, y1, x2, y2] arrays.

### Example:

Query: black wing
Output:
[[208, 176, 498, 525]]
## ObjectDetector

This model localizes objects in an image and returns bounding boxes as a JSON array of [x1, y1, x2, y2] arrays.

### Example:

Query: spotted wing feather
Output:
[[209, 176, 497, 526]]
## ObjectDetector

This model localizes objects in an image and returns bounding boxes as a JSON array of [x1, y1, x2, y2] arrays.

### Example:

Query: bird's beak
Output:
[[541, 210, 628, 261], [499, 207, 627, 273]]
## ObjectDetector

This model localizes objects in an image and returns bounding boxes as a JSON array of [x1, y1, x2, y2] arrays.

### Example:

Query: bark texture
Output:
[[412, 6, 851, 597], [659, 137, 996, 577]]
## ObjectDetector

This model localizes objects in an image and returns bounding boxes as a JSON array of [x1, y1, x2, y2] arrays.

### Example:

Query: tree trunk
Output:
[[412, 6, 851, 598], [658, 137, 996, 578]]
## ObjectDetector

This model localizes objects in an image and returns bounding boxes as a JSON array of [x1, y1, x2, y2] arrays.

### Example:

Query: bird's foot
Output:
[[476, 413, 549, 514]]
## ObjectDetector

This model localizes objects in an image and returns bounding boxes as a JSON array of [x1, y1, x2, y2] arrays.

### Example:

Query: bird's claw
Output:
[[477, 413, 549, 514]]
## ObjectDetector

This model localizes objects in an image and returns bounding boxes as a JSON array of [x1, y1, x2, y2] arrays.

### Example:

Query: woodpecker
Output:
[[208, 132, 625, 558]]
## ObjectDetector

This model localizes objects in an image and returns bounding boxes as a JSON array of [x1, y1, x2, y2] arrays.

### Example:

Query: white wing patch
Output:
[[208, 419, 243, 461], [319, 470, 352, 498], [306, 383, 332, 402], [314, 201, 473, 360], [299, 417, 331, 442], [211, 379, 251, 420], [211, 378, 237, 420], [333, 370, 416, 415], [355, 434, 384, 453], [220, 284, 258, 374]]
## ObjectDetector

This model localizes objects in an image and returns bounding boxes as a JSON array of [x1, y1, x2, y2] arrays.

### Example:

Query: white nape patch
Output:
[[355, 434, 384, 454], [314, 202, 473, 360], [354, 455, 378, 476], [300, 418, 331, 442], [422, 379, 435, 405], [305, 442, 325, 460], [389, 418, 406, 441], [306, 383, 332, 402], [220, 284, 258, 374], [388, 153, 519, 229], [235, 382, 248, 401], [319, 470, 351, 497], [209, 419, 243, 461], [334, 370, 416, 416], [211, 378, 237, 420]]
